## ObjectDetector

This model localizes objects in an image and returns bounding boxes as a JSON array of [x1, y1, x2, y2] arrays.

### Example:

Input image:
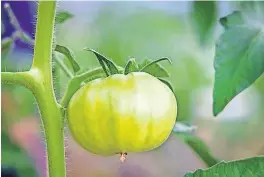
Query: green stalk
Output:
[[60, 67, 105, 108], [1, 3, 66, 175], [60, 66, 124, 108], [2, 2, 65, 177], [1, 71, 35, 89], [54, 52, 74, 78], [31, 2, 66, 177]]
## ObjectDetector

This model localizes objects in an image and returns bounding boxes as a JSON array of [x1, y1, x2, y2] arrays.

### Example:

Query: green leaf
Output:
[[184, 156, 264, 177], [219, 11, 244, 29], [1, 131, 38, 177], [55, 44, 80, 73], [158, 78, 174, 93], [139, 58, 171, 78], [84, 48, 119, 76], [191, 1, 218, 46], [55, 11, 74, 24], [213, 7, 264, 116], [124, 58, 139, 74], [1, 37, 14, 60], [176, 133, 219, 167]]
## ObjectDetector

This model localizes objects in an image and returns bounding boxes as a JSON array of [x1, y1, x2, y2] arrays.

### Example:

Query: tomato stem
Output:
[[60, 67, 105, 108], [54, 52, 74, 78], [60, 66, 124, 108], [1, 2, 66, 177], [1, 72, 35, 90], [31, 2, 67, 177]]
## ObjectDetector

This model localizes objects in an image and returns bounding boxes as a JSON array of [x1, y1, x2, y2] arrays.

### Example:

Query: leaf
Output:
[[139, 58, 171, 78], [191, 1, 218, 46], [184, 156, 264, 177], [1, 131, 38, 177], [219, 11, 244, 29], [84, 48, 119, 76], [213, 7, 264, 116], [55, 44, 80, 73], [158, 78, 174, 93], [1, 37, 14, 60], [176, 133, 219, 167], [124, 58, 139, 74], [55, 11, 74, 24]]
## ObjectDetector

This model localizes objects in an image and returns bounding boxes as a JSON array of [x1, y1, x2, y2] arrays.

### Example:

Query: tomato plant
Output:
[[1, 1, 264, 177]]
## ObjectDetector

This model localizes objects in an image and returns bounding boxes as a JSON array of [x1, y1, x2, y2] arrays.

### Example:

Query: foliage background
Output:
[[1, 1, 264, 177]]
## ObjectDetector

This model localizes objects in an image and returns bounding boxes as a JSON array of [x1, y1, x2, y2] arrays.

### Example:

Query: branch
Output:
[[60, 66, 124, 108], [1, 71, 35, 90], [60, 67, 105, 108], [54, 52, 74, 78]]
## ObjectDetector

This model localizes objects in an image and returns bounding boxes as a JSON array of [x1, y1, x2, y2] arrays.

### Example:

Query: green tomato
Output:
[[67, 72, 177, 159]]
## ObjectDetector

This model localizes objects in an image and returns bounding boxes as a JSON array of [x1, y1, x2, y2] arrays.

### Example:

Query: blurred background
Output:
[[1, 1, 264, 177]]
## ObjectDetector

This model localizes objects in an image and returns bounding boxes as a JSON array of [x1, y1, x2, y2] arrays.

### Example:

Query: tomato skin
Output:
[[67, 72, 177, 156]]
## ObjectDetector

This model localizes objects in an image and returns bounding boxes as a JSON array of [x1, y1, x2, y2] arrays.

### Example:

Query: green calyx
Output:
[[57, 47, 175, 109], [84, 48, 174, 93], [124, 58, 139, 74], [84, 48, 119, 76], [84, 48, 172, 77], [82, 49, 175, 93]]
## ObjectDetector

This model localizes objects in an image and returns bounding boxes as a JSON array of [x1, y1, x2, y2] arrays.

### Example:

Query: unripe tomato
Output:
[[67, 72, 177, 159]]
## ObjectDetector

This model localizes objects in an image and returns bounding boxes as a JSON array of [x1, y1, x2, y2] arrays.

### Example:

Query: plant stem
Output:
[[33, 85, 65, 177], [1, 71, 34, 90], [2, 2, 66, 177], [54, 52, 74, 78], [53, 56, 61, 100], [60, 67, 107, 108], [32, 1, 55, 72], [31, 2, 66, 177], [60, 66, 125, 108]]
